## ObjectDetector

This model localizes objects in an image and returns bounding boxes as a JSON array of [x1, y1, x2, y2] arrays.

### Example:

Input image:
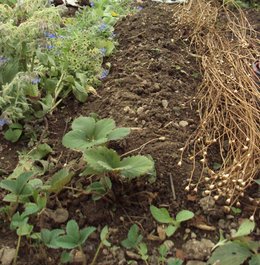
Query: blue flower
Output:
[[110, 32, 116, 38], [0, 56, 8, 65], [137, 6, 143, 11], [100, 69, 109, 79], [99, 23, 107, 31], [31, 77, 41, 84], [100, 48, 107, 56], [44, 32, 56, 39], [0, 119, 8, 127], [47, 45, 54, 50], [90, 1, 94, 7]]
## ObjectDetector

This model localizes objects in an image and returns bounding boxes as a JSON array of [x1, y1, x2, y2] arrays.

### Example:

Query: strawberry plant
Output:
[[62, 116, 130, 151], [150, 206, 194, 237]]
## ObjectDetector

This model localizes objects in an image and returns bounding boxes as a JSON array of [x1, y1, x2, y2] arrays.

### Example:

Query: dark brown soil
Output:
[[0, 2, 259, 265]]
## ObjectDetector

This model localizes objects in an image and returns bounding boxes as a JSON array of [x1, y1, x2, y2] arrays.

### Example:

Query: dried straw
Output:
[[176, 0, 260, 206]]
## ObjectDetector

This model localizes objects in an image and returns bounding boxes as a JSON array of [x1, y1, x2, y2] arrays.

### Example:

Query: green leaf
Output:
[[121, 224, 143, 249], [17, 221, 33, 236], [62, 130, 106, 151], [107, 127, 130, 141], [233, 219, 255, 238], [167, 258, 183, 265], [48, 168, 73, 193], [29, 144, 52, 160], [254, 179, 260, 185], [100, 225, 111, 247], [79, 226, 96, 245], [4, 123, 23, 143], [84, 147, 121, 173], [60, 251, 73, 263], [138, 242, 148, 260], [165, 225, 178, 237], [150, 205, 173, 224], [0, 172, 33, 197], [175, 210, 194, 223], [249, 254, 260, 265], [159, 244, 168, 257], [56, 235, 78, 249], [0, 179, 17, 193], [120, 155, 154, 179], [66, 220, 80, 240], [231, 207, 242, 215], [41, 229, 64, 249], [71, 116, 96, 133], [207, 242, 252, 265], [94, 118, 115, 139]]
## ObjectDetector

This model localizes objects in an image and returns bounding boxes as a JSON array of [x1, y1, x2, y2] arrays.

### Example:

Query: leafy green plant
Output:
[[41, 220, 96, 265], [0, 172, 34, 215], [82, 146, 154, 179], [62, 116, 130, 151], [10, 212, 34, 265], [121, 224, 149, 265], [150, 206, 194, 237], [207, 219, 258, 265]]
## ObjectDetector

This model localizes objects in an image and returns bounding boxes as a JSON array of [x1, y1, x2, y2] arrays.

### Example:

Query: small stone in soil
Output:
[[162, 99, 169, 109], [179, 120, 189, 127], [182, 238, 214, 260]]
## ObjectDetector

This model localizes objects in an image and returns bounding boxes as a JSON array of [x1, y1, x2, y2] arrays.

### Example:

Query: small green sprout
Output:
[[121, 224, 149, 265], [150, 206, 194, 237], [41, 220, 96, 265]]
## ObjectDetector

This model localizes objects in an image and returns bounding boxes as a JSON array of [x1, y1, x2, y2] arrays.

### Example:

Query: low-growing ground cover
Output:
[[0, 0, 259, 265]]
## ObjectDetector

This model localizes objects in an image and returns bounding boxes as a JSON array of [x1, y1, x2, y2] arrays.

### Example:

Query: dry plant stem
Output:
[[176, 0, 260, 205], [90, 241, 103, 265]]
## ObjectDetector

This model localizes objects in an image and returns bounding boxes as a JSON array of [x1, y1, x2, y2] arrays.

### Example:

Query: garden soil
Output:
[[0, 1, 259, 265]]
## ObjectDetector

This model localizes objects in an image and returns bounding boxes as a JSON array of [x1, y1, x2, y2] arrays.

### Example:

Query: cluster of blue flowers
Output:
[[31, 77, 41, 84], [99, 23, 107, 32], [0, 119, 8, 127], [0, 56, 8, 66], [44, 32, 56, 39], [100, 69, 109, 79], [100, 47, 107, 56]]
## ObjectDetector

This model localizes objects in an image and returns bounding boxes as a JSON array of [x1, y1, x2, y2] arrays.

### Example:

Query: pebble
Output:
[[185, 228, 191, 234], [199, 196, 215, 213], [137, 107, 144, 115], [182, 239, 214, 260], [230, 229, 237, 237], [0, 247, 16, 265], [179, 120, 189, 127], [125, 251, 140, 260], [164, 240, 174, 250], [162, 99, 169, 109], [230, 222, 237, 229], [226, 215, 234, 220], [191, 232, 197, 239]]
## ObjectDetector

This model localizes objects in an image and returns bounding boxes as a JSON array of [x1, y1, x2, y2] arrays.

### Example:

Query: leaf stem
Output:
[[79, 245, 86, 265], [13, 234, 22, 265], [90, 241, 103, 265]]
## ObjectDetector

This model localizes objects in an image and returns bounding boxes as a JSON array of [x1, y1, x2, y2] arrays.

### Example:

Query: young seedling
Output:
[[62, 116, 130, 151], [208, 219, 259, 265], [90, 225, 111, 265], [150, 206, 194, 237], [41, 220, 96, 265], [10, 212, 34, 265], [0, 171, 34, 217], [121, 224, 149, 265]]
